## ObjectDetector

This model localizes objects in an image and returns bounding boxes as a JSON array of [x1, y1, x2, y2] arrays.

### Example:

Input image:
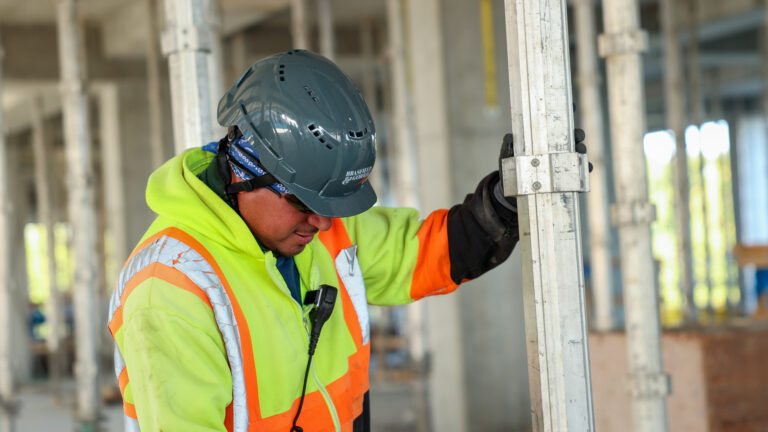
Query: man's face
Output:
[[236, 182, 332, 257]]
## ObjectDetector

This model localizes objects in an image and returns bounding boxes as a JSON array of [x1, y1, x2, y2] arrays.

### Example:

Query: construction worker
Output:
[[108, 49, 525, 432]]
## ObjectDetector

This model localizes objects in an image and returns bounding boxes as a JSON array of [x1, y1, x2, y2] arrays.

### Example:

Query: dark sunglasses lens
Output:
[[285, 194, 312, 213]]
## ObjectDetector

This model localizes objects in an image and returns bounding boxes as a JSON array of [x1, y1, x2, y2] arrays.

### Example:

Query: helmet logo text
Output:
[[342, 167, 373, 185]]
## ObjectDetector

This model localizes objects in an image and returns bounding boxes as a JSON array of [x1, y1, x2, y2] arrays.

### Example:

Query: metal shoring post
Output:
[[0, 29, 18, 432], [573, 0, 615, 331], [359, 17, 385, 197], [291, 0, 309, 50], [98, 85, 129, 295], [660, 0, 695, 323], [145, 0, 166, 168], [502, 0, 594, 429], [56, 1, 102, 430], [318, 0, 335, 61], [206, 0, 226, 139], [599, 0, 669, 430], [31, 96, 66, 398], [161, 0, 215, 154], [685, 0, 713, 318]]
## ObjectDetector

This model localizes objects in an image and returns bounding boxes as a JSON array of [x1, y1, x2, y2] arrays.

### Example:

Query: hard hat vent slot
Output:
[[278, 64, 286, 81], [309, 124, 334, 150]]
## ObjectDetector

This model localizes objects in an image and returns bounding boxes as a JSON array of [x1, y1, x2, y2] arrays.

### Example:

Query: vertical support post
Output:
[[660, 0, 695, 321], [145, 0, 166, 168], [0, 28, 18, 432], [230, 32, 248, 83], [572, 0, 615, 331], [98, 85, 129, 290], [56, 0, 102, 429], [502, 0, 594, 430], [359, 18, 385, 196], [684, 0, 712, 315], [318, 0, 335, 61], [162, 0, 215, 154], [206, 0, 226, 139], [30, 96, 65, 397], [386, 0, 418, 209], [599, 1, 669, 431], [406, 0, 466, 431], [291, 0, 309, 50]]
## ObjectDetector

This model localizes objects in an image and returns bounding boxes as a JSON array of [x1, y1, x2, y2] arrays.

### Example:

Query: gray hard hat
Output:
[[217, 49, 377, 218]]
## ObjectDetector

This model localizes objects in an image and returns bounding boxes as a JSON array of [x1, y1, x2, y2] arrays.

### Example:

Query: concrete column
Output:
[[386, 0, 418, 209], [503, 0, 595, 429], [146, 0, 166, 168], [56, 0, 101, 429], [162, 0, 216, 153], [230, 31, 249, 82], [318, 0, 335, 61], [98, 85, 129, 289], [206, 0, 226, 139], [573, 0, 615, 331], [599, 1, 669, 431], [684, 0, 713, 315], [290, 0, 309, 50], [405, 0, 467, 431], [30, 96, 65, 396], [660, 0, 695, 321], [0, 29, 18, 432]]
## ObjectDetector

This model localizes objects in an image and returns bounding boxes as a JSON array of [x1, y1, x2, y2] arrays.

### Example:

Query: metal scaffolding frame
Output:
[[599, 0, 669, 430], [162, 0, 217, 154], [56, 0, 102, 429], [502, 0, 594, 429], [573, 0, 615, 331]]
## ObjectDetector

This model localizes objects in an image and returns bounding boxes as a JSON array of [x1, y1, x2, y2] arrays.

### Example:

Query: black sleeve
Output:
[[446, 171, 519, 284]]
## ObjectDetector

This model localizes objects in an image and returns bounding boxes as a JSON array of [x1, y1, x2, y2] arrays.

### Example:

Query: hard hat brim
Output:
[[291, 180, 377, 218]]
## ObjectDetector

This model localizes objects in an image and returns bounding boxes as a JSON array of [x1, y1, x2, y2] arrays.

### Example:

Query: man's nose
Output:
[[307, 213, 332, 231]]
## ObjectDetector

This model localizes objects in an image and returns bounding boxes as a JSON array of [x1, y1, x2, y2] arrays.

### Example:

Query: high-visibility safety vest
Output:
[[108, 148, 460, 432]]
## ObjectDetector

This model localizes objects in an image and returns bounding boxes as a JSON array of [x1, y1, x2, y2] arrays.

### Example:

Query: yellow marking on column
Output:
[[480, 0, 497, 109]]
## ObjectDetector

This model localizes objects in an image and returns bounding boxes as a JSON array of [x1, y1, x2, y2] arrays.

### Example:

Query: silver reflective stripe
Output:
[[124, 416, 140, 432], [335, 245, 370, 345], [107, 234, 249, 432]]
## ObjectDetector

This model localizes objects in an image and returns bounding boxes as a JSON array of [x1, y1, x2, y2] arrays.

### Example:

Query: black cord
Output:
[[290, 354, 314, 432]]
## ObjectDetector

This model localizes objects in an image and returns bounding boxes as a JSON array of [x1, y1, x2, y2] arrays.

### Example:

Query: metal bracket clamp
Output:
[[610, 201, 656, 227], [625, 372, 671, 398], [161, 26, 212, 56], [597, 30, 648, 57], [501, 152, 590, 197]]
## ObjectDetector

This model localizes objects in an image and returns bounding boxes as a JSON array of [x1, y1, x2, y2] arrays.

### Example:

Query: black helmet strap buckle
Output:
[[216, 134, 283, 215]]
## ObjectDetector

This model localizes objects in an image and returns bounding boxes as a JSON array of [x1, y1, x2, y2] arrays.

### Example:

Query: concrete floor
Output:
[[13, 378, 425, 431]]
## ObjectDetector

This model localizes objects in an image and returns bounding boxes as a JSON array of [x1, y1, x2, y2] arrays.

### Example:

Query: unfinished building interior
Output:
[[1, 0, 768, 431]]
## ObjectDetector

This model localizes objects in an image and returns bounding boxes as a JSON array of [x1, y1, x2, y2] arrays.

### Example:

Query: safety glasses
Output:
[[284, 194, 313, 214]]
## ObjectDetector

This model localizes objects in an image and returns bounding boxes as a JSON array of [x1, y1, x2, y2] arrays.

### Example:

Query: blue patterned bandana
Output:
[[203, 137, 290, 195]]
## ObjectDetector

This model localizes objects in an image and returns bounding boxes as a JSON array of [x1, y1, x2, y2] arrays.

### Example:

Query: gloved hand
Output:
[[493, 128, 592, 211]]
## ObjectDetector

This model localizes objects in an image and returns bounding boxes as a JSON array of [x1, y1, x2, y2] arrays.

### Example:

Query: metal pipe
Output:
[[386, 0, 418, 209], [98, 85, 129, 291], [660, 0, 695, 321], [56, 0, 102, 428], [573, 0, 615, 331], [685, 0, 713, 316], [599, 0, 669, 430], [30, 96, 65, 398], [162, 0, 216, 154], [0, 28, 18, 432], [206, 0, 226, 139], [290, 0, 309, 50], [145, 0, 165, 168], [503, 0, 595, 429], [318, 0, 335, 61]]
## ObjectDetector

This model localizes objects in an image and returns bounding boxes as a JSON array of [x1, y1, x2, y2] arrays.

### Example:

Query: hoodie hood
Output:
[[146, 148, 261, 255]]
